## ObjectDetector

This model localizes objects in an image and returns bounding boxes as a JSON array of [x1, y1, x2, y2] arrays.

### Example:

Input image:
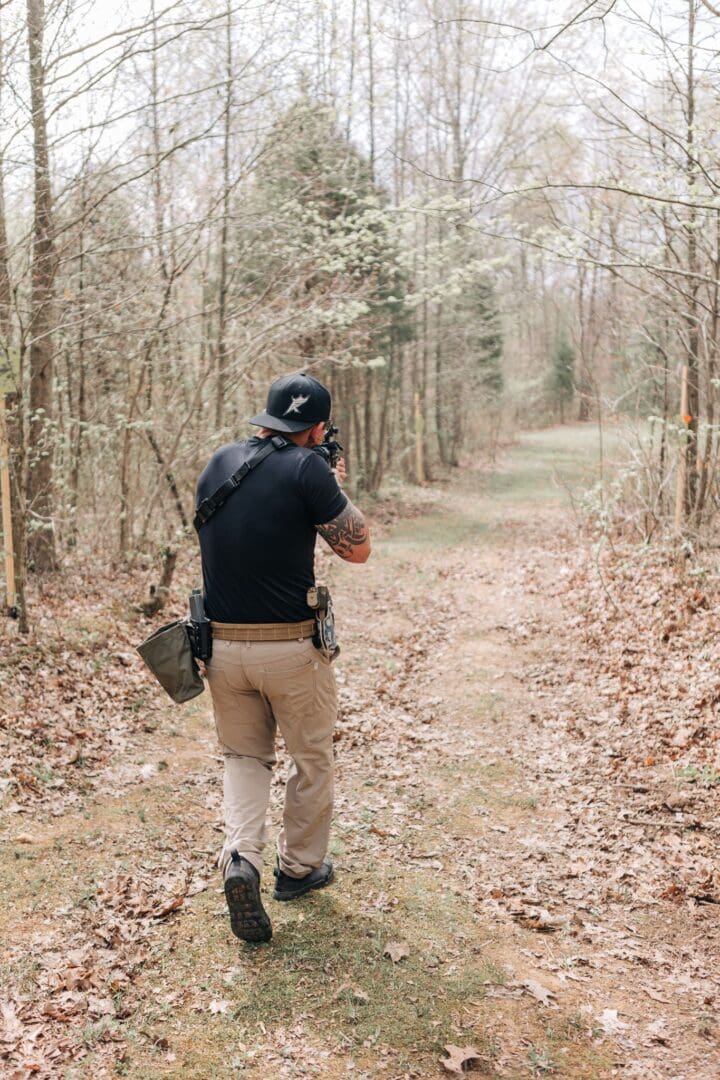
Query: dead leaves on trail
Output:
[[467, 536, 720, 1076], [383, 940, 410, 963], [97, 870, 191, 920], [1, 859, 200, 1076], [0, 562, 177, 817], [440, 1043, 484, 1075], [511, 908, 565, 933]]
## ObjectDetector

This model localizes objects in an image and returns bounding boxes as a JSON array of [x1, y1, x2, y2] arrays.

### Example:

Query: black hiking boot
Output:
[[272, 858, 334, 901], [224, 851, 272, 943]]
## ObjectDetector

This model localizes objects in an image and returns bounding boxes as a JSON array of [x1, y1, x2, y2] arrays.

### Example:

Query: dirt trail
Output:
[[3, 423, 719, 1079]]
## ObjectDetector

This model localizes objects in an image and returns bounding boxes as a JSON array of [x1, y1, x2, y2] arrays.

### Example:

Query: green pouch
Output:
[[136, 619, 205, 704]]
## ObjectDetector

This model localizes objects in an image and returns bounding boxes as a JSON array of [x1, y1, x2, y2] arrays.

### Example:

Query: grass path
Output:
[[6, 423, 715, 1079]]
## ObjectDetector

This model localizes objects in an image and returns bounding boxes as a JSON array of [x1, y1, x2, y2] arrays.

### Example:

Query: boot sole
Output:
[[224, 870, 272, 942], [272, 867, 334, 902]]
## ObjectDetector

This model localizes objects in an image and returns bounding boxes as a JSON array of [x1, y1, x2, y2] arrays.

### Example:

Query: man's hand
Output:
[[333, 457, 347, 486]]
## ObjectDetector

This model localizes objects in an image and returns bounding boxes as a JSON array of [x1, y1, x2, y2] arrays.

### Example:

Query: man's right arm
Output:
[[316, 501, 371, 563]]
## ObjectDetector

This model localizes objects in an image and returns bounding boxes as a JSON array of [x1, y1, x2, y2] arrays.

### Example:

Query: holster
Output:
[[306, 585, 340, 661]]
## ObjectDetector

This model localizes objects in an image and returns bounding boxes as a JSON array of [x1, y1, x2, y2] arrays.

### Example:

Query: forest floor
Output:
[[2, 423, 720, 1080]]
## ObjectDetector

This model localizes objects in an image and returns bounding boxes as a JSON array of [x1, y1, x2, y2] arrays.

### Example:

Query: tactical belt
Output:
[[211, 620, 316, 642]]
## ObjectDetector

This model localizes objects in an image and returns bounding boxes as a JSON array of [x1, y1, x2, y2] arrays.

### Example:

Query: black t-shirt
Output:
[[196, 436, 347, 623]]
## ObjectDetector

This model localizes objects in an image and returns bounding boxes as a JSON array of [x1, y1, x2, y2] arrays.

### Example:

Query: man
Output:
[[196, 372, 371, 943]]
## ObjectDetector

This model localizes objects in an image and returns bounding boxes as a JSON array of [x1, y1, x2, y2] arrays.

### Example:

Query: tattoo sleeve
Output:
[[316, 503, 368, 559]]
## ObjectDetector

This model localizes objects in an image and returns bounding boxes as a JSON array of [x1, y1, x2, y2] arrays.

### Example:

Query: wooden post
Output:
[[0, 395, 16, 611], [675, 364, 689, 530]]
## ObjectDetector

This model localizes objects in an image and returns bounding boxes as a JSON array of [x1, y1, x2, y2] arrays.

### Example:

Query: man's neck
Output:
[[258, 427, 310, 448]]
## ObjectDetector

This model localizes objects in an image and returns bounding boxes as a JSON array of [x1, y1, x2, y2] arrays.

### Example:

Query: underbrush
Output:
[[574, 416, 720, 546], [0, 548, 206, 817], [560, 535, 720, 866]]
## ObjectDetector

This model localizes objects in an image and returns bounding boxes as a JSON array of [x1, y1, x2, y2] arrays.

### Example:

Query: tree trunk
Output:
[[365, 0, 375, 180], [435, 307, 451, 465], [215, 0, 233, 432], [140, 546, 178, 616], [26, 0, 57, 572], [684, 0, 700, 519], [4, 393, 28, 632], [67, 181, 87, 549]]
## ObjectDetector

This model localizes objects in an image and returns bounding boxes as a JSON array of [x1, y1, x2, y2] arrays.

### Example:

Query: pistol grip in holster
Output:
[[306, 585, 339, 659]]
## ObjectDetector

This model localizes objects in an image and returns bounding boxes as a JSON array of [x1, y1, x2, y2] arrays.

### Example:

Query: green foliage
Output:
[[472, 279, 504, 397], [434, 267, 504, 466], [547, 334, 575, 420], [240, 96, 412, 367], [677, 763, 720, 787]]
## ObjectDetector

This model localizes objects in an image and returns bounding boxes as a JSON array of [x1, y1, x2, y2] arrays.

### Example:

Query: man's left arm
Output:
[[300, 452, 371, 563], [316, 500, 371, 563]]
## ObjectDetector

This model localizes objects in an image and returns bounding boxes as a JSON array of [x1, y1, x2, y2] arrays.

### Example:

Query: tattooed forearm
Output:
[[317, 503, 369, 561]]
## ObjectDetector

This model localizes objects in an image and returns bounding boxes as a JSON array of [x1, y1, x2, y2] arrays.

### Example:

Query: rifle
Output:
[[312, 424, 343, 470]]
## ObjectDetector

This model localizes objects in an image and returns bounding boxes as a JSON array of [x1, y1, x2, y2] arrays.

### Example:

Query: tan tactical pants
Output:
[[205, 637, 337, 880]]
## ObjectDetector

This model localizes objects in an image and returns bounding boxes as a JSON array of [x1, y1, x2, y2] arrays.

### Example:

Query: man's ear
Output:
[[307, 421, 325, 446]]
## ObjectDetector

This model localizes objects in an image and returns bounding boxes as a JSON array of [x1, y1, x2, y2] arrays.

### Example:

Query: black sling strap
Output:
[[193, 435, 289, 531]]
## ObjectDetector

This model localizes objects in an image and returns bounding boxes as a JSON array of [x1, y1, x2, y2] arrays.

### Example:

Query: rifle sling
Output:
[[193, 435, 289, 531]]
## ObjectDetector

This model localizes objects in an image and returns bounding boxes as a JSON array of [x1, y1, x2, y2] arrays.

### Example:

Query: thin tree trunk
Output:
[[67, 180, 87, 548], [695, 210, 720, 518], [370, 346, 395, 492], [215, 0, 233, 431], [345, 0, 357, 141], [4, 393, 28, 631], [26, 0, 57, 571], [365, 0, 375, 180], [140, 546, 178, 616], [685, 0, 700, 519], [145, 429, 189, 531]]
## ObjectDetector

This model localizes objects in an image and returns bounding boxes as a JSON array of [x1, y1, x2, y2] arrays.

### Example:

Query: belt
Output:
[[210, 619, 316, 642]]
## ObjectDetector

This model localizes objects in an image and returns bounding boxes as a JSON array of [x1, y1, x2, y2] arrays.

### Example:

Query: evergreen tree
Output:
[[473, 280, 504, 397], [435, 271, 504, 466], [548, 335, 575, 423], [235, 97, 412, 489]]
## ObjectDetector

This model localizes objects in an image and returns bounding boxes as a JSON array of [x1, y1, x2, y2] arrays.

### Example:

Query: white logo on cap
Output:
[[283, 394, 310, 415]]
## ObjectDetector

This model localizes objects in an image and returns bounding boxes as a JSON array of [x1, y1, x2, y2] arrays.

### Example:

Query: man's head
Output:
[[249, 372, 331, 438]]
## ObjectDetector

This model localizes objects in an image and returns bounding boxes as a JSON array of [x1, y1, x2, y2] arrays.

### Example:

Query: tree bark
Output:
[[684, 0, 700, 518], [26, 0, 57, 571], [140, 546, 177, 616], [4, 393, 28, 632], [215, 0, 233, 431]]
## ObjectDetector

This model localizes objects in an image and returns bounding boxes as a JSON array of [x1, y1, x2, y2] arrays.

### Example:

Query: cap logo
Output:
[[283, 394, 310, 416]]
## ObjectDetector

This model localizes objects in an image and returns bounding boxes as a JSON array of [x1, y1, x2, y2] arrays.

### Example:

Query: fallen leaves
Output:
[[1, 1001, 23, 1046], [4, 470, 720, 1079], [383, 941, 410, 963], [208, 999, 231, 1015], [659, 882, 685, 901], [96, 871, 189, 920], [512, 908, 564, 933], [1, 853, 200, 1076], [440, 1043, 483, 1075], [333, 983, 369, 1004], [152, 893, 185, 919], [0, 562, 172, 817], [520, 979, 557, 1007], [597, 1008, 629, 1036]]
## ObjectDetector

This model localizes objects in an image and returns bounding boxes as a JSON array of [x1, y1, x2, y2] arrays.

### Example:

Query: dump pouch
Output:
[[136, 619, 205, 704]]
